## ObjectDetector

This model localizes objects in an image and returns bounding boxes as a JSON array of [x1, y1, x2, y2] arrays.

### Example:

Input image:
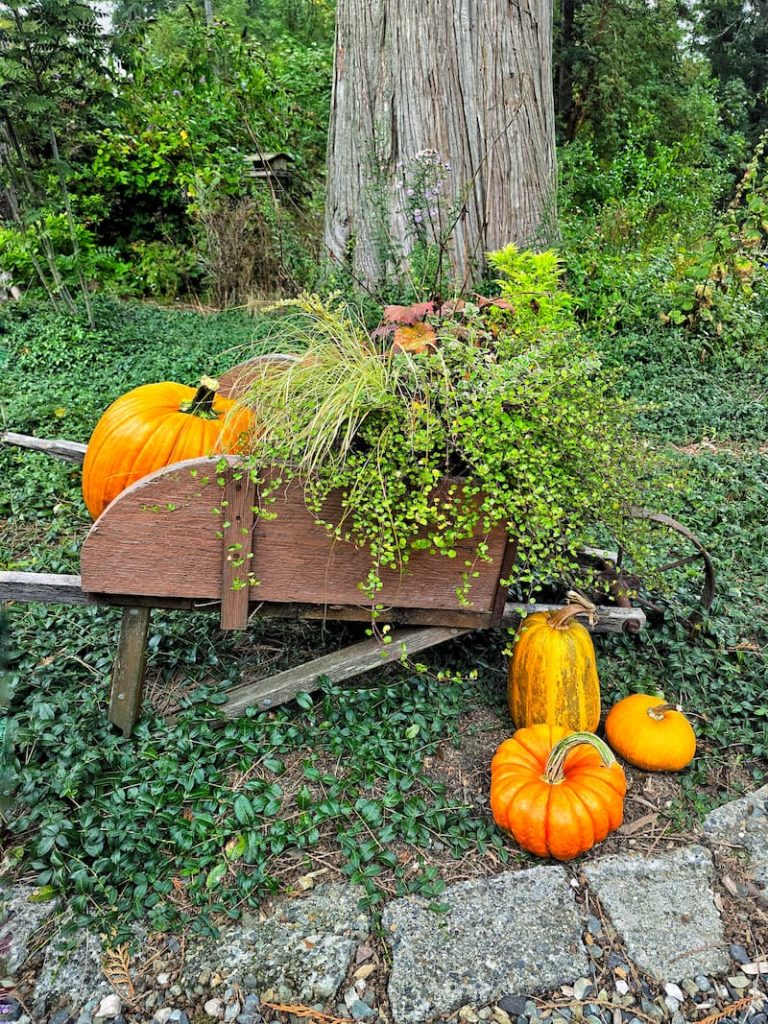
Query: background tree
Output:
[[324, 0, 556, 293], [0, 0, 113, 321], [553, 0, 714, 153], [696, 0, 768, 144]]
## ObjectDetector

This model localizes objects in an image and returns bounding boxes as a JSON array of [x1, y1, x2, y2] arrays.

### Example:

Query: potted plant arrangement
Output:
[[235, 244, 647, 612]]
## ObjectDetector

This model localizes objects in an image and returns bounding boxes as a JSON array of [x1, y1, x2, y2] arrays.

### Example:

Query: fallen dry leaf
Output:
[[741, 961, 768, 975], [618, 812, 659, 836]]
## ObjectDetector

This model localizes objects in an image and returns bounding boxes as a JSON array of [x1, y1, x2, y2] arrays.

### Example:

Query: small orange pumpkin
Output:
[[508, 600, 601, 732], [82, 376, 253, 519], [605, 694, 696, 771], [490, 724, 627, 861]]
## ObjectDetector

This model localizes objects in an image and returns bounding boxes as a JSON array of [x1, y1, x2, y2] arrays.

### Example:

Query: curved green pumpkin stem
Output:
[[647, 702, 684, 721], [544, 732, 617, 784], [180, 376, 221, 420]]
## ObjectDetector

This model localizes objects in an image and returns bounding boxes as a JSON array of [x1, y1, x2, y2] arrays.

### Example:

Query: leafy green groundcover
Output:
[[1, 300, 767, 940]]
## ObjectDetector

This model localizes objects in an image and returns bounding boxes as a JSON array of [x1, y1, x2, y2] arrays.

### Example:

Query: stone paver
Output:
[[180, 883, 370, 1005], [703, 783, 768, 887], [583, 845, 729, 982], [32, 927, 110, 1018], [383, 866, 588, 1024], [0, 883, 58, 975]]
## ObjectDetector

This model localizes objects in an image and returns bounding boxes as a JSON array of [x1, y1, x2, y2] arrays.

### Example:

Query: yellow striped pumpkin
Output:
[[507, 604, 600, 732]]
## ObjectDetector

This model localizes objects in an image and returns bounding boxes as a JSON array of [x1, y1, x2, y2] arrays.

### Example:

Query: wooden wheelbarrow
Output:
[[0, 359, 646, 736]]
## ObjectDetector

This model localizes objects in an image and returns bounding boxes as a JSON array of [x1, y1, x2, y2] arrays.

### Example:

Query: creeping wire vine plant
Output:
[[239, 247, 651, 607]]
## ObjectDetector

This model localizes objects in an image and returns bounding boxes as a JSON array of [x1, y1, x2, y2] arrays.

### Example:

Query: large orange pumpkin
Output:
[[490, 724, 626, 861], [508, 602, 601, 732], [82, 376, 253, 519]]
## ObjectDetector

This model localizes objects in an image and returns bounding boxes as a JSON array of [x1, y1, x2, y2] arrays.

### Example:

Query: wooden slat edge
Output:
[[2, 432, 87, 464], [0, 573, 646, 633]]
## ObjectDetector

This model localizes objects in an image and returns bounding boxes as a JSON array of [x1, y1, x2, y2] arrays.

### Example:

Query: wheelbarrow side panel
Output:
[[81, 457, 513, 626]]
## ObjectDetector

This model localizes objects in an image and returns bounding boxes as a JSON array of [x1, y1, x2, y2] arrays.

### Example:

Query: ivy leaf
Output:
[[205, 863, 228, 890], [233, 795, 255, 825]]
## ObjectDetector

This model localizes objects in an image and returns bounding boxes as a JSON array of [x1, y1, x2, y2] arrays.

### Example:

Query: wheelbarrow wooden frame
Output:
[[1, 358, 647, 736]]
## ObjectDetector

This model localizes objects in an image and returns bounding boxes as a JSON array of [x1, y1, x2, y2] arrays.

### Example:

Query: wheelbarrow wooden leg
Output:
[[109, 606, 151, 737]]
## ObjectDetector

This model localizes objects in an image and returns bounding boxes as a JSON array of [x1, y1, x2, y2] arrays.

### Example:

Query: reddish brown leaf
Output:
[[475, 295, 515, 310], [383, 301, 435, 325]]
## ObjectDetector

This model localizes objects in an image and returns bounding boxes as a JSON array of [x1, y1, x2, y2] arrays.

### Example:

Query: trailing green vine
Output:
[[240, 247, 649, 605]]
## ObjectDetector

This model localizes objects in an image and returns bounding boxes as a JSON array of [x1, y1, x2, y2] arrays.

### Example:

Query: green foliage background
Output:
[[1, 0, 768, 941]]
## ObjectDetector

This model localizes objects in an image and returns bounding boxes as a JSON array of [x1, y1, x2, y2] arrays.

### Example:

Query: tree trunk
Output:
[[324, 0, 556, 293]]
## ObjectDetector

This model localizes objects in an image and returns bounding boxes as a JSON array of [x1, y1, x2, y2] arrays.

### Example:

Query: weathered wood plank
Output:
[[0, 571, 647, 632], [109, 606, 150, 737], [222, 625, 470, 716], [501, 603, 645, 633], [1, 431, 87, 464], [0, 572, 205, 610], [220, 470, 256, 629]]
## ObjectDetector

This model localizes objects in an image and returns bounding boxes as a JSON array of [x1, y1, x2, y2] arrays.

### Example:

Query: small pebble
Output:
[[730, 944, 750, 965], [664, 984, 684, 1003], [585, 1016, 601, 1024], [681, 978, 698, 998], [478, 1011, 492, 1021], [166, 936, 181, 954], [497, 998, 527, 1017], [616, 981, 629, 996], [49, 1013, 71, 1024], [224, 1004, 240, 1023], [492, 1010, 512, 1024], [94, 995, 122, 1021], [671, 1014, 685, 1024], [587, 915, 602, 936], [198, 971, 211, 986], [728, 974, 751, 989], [695, 976, 712, 992], [664, 997, 680, 1014], [243, 974, 259, 991], [153, 1011, 173, 1024], [350, 1002, 375, 1021], [204, 998, 224, 1019], [157, 973, 171, 987], [169, 1013, 190, 1024], [458, 1009, 478, 1024], [573, 979, 593, 1001]]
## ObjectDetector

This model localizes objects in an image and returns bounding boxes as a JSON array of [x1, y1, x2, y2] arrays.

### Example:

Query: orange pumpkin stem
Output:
[[544, 731, 617, 784], [647, 702, 683, 721], [180, 376, 221, 420]]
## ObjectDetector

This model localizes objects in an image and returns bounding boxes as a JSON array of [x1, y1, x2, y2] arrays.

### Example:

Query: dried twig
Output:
[[697, 996, 755, 1024], [261, 1003, 354, 1023]]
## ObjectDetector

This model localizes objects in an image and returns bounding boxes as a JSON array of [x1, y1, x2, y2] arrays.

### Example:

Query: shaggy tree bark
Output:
[[324, 0, 556, 292]]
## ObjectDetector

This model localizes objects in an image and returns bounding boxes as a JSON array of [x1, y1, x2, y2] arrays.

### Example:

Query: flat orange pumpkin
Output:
[[605, 694, 697, 771], [490, 724, 627, 861], [82, 376, 253, 519]]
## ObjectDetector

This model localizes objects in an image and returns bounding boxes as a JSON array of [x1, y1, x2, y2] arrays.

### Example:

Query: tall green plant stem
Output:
[[0, 122, 78, 314]]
